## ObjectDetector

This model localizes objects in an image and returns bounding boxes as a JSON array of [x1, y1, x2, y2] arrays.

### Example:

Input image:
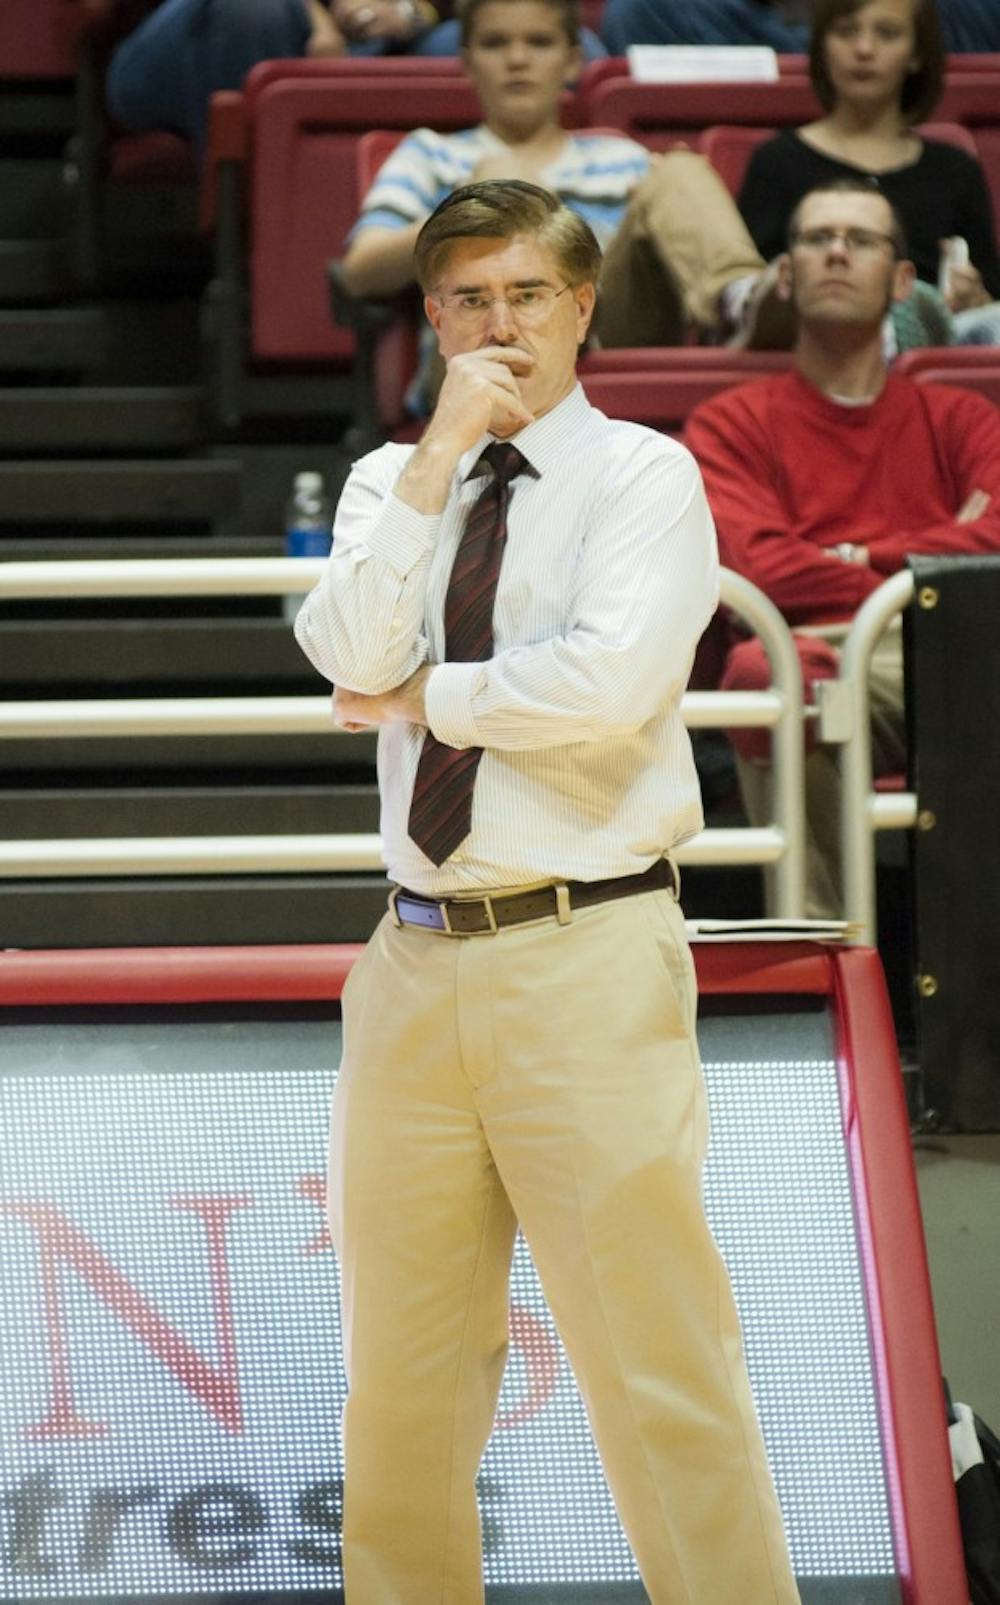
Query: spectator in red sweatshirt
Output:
[[685, 176, 1000, 918]]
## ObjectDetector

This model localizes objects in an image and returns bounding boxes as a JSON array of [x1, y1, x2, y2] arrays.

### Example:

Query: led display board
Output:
[[0, 943, 966, 1605]]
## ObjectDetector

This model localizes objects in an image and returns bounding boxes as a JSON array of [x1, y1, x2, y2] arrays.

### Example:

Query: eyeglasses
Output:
[[434, 283, 572, 326], [791, 226, 899, 256]]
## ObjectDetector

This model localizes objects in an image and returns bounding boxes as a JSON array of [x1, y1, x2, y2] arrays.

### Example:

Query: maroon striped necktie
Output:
[[408, 441, 527, 867]]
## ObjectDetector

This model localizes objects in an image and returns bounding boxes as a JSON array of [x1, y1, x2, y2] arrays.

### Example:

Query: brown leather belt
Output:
[[389, 857, 678, 937]]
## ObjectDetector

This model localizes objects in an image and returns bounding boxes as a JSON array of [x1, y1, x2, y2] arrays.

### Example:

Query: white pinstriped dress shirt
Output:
[[295, 384, 719, 897]]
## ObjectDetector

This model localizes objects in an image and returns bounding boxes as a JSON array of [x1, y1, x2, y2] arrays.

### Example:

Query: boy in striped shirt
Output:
[[339, 0, 766, 360]]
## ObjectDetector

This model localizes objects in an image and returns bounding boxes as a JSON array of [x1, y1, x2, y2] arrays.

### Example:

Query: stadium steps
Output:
[[0, 457, 243, 521], [0, 877, 388, 948], [0, 79, 385, 947], [0, 781, 379, 841], [0, 306, 108, 370], [0, 238, 69, 303], [0, 532, 282, 562], [0, 385, 203, 450], [0, 616, 325, 684]]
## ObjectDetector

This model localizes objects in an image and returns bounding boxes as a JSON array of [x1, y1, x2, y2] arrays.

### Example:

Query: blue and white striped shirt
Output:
[[354, 124, 651, 250]]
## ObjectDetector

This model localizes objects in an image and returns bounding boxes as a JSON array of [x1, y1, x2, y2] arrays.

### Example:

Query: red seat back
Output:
[[577, 348, 794, 431], [579, 77, 820, 152], [895, 346, 1000, 406], [3, 0, 77, 76], [243, 53, 465, 111], [251, 77, 484, 365], [926, 75, 1000, 227]]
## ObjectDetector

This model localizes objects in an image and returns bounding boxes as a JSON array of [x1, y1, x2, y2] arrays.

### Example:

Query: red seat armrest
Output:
[[200, 91, 248, 232]]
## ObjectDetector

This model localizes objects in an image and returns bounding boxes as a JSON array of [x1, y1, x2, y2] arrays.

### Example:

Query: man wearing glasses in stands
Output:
[[685, 177, 1000, 920]]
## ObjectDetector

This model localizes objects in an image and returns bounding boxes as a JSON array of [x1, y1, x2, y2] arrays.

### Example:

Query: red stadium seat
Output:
[[894, 346, 1000, 406], [206, 70, 497, 427], [578, 76, 820, 153], [251, 77, 482, 363], [935, 76, 1000, 233], [52, 0, 199, 285]]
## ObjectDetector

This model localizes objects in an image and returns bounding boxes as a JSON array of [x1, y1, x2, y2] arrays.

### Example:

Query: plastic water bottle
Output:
[[283, 470, 332, 622]]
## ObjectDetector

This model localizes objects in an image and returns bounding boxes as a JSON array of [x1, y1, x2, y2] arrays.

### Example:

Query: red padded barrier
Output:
[[0, 944, 363, 1006], [0, 939, 835, 1004], [832, 947, 968, 1604]]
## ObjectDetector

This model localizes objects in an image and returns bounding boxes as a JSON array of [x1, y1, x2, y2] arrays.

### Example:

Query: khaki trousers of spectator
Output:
[[593, 150, 766, 346], [737, 629, 906, 921], [329, 885, 800, 1605]]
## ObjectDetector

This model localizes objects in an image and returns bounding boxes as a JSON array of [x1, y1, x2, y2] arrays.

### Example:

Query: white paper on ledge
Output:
[[626, 45, 780, 83], [685, 918, 859, 943]]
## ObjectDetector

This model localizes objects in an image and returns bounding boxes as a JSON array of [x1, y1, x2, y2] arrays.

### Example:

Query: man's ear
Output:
[[425, 293, 443, 338], [573, 279, 596, 343], [891, 257, 917, 305], [775, 252, 794, 303]]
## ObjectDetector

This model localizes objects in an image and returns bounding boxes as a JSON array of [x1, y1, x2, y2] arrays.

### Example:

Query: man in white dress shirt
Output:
[[295, 180, 800, 1605]]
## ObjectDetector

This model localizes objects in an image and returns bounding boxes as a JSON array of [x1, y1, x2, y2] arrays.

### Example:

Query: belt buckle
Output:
[[446, 893, 498, 935]]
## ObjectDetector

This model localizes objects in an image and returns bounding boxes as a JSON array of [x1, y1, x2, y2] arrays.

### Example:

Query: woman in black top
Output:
[[738, 0, 1000, 342]]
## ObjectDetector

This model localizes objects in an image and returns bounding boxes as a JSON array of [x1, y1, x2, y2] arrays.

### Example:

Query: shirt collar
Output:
[[458, 383, 593, 485]]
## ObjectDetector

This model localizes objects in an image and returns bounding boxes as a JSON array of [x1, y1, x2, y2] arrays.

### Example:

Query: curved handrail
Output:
[[838, 571, 916, 944]]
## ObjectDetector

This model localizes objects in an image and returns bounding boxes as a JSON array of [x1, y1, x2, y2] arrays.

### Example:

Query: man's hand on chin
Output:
[[333, 665, 432, 732]]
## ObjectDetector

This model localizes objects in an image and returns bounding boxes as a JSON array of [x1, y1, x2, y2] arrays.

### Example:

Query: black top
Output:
[[738, 127, 1000, 299]]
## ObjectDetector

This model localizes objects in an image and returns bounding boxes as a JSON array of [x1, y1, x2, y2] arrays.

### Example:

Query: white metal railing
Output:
[[839, 571, 917, 944], [0, 559, 806, 914]]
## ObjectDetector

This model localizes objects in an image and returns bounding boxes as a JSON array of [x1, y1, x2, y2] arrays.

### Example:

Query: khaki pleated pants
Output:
[[328, 882, 801, 1605]]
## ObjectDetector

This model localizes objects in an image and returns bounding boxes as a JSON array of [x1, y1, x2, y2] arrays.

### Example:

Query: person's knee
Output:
[[722, 633, 840, 760], [634, 147, 715, 208], [721, 638, 772, 761], [721, 636, 769, 694]]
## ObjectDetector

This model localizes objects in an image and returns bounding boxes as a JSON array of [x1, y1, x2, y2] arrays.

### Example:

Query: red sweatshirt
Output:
[[684, 368, 1000, 626]]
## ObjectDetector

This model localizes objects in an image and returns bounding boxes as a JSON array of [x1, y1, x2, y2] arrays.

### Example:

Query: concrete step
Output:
[[0, 385, 202, 449], [0, 532, 282, 561], [0, 157, 69, 238], [0, 238, 68, 302], [0, 89, 75, 143], [0, 876, 387, 948], [0, 729, 375, 773], [0, 307, 107, 371], [0, 782, 378, 839], [0, 618, 326, 688], [0, 456, 243, 522]]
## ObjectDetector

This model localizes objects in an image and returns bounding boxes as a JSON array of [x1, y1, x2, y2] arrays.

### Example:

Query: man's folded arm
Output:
[[294, 456, 438, 693], [865, 392, 1000, 572], [685, 404, 882, 624], [426, 451, 720, 751]]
